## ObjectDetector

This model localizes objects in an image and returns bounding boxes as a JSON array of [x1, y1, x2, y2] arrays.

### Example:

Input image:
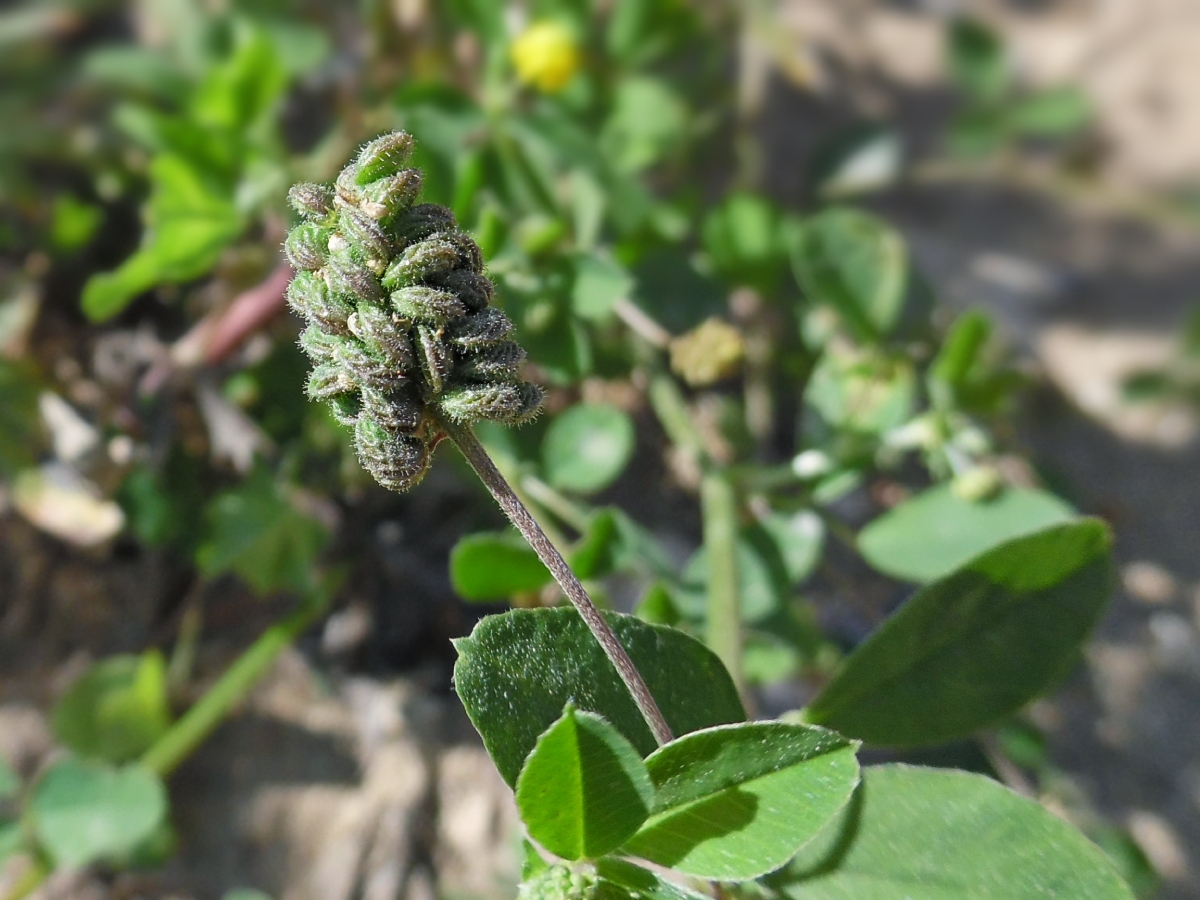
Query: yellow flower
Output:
[[511, 21, 580, 94]]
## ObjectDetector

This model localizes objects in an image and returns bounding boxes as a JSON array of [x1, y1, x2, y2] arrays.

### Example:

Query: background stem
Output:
[[438, 414, 675, 747], [702, 472, 744, 697]]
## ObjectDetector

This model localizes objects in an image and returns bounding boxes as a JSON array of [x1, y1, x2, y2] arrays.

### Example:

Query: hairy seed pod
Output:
[[338, 206, 391, 264], [354, 416, 431, 493], [336, 339, 404, 392], [285, 130, 543, 493], [284, 223, 330, 271], [391, 204, 457, 246], [416, 324, 453, 396], [288, 272, 355, 333], [288, 183, 334, 221], [361, 386, 424, 434], [355, 132, 416, 185], [307, 362, 357, 401], [350, 303, 414, 369], [391, 286, 466, 324], [299, 323, 341, 362], [437, 270, 494, 311], [456, 341, 525, 381], [448, 308, 514, 348], [383, 237, 468, 289], [358, 170, 423, 220], [327, 393, 362, 426], [325, 248, 384, 304], [438, 382, 542, 424]]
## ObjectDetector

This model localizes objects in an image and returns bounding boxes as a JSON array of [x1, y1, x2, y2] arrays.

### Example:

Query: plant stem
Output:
[[140, 595, 330, 777], [701, 472, 744, 696], [437, 414, 674, 747]]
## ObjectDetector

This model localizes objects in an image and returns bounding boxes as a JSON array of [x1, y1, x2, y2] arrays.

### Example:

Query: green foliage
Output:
[[857, 484, 1075, 583], [622, 722, 859, 879], [30, 758, 167, 869], [0, 360, 42, 475], [52, 652, 173, 764], [515, 704, 653, 860], [453, 608, 744, 786], [541, 403, 636, 494], [450, 530, 553, 601], [808, 521, 1113, 746], [195, 465, 329, 596], [791, 207, 908, 341], [774, 764, 1134, 899]]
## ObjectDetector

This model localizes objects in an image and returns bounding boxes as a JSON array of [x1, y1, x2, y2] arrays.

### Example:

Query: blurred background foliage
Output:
[[0, 0, 1196, 898]]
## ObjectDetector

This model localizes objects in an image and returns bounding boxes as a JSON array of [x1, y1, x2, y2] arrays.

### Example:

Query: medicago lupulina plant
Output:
[[284, 133, 1134, 900]]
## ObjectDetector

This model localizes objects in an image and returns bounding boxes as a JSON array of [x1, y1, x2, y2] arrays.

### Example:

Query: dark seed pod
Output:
[[437, 270, 494, 311], [288, 183, 334, 221], [355, 132, 416, 185], [361, 386, 424, 434], [354, 416, 431, 493], [391, 286, 466, 325], [391, 204, 457, 246], [284, 130, 542, 493], [325, 248, 384, 304], [416, 324, 452, 396], [456, 341, 524, 382], [358, 171, 422, 221], [383, 237, 469, 289], [448, 308, 514, 348]]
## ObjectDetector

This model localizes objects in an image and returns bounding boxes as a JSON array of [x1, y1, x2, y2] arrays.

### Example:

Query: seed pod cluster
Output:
[[284, 132, 543, 491]]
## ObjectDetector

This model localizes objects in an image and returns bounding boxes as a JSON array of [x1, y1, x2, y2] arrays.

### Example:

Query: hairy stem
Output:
[[438, 414, 674, 747]]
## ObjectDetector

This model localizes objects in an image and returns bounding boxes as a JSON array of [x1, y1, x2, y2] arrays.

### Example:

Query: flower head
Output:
[[511, 20, 580, 94], [285, 132, 542, 492]]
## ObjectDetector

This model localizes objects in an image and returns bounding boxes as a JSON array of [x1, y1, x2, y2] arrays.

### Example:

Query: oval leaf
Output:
[[790, 207, 907, 340], [52, 651, 172, 764], [774, 764, 1133, 899], [542, 403, 636, 495], [453, 608, 744, 787], [858, 484, 1075, 583], [516, 705, 653, 860], [30, 758, 167, 868], [809, 520, 1113, 746], [450, 530, 553, 601], [622, 722, 860, 880]]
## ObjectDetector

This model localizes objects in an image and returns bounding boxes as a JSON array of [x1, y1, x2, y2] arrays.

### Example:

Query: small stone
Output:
[[1123, 561, 1178, 604]]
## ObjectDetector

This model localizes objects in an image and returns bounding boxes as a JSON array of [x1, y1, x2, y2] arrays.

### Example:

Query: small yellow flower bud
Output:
[[511, 21, 581, 94], [669, 318, 746, 387]]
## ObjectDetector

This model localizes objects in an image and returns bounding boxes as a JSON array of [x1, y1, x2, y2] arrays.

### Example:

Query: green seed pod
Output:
[[390, 286, 467, 325], [325, 248, 384, 304], [338, 206, 391, 264], [350, 303, 414, 369], [284, 130, 542, 493], [382, 237, 469, 289], [416, 323, 453, 396], [357, 170, 423, 221], [288, 272, 355, 334], [354, 415, 430, 493], [307, 362, 356, 401], [354, 132, 416, 185], [287, 183, 334, 221], [438, 382, 543, 425], [448, 308, 514, 348]]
